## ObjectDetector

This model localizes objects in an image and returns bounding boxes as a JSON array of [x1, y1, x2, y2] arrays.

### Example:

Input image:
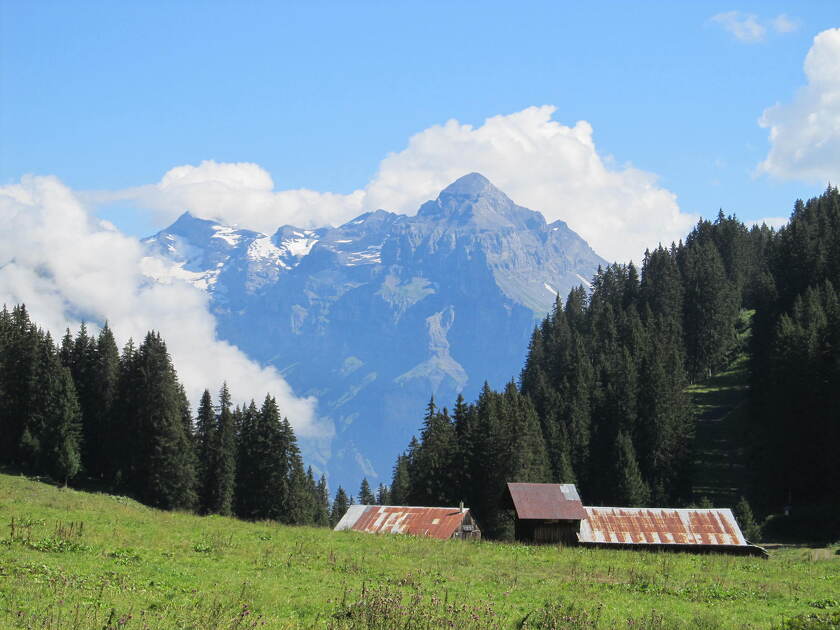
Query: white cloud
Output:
[[0, 175, 326, 438], [97, 107, 695, 263], [710, 11, 800, 42], [758, 28, 840, 182], [91, 160, 366, 236], [362, 106, 696, 263], [711, 11, 766, 43], [772, 14, 800, 34]]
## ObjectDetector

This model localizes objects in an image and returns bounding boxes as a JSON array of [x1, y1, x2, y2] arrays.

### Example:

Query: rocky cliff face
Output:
[[143, 173, 606, 489]]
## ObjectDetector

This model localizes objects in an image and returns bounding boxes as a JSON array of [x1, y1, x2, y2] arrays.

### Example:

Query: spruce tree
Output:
[[314, 474, 331, 526], [206, 384, 236, 516], [195, 389, 215, 512], [612, 430, 650, 507], [358, 477, 375, 505], [389, 454, 411, 505], [330, 486, 350, 527], [124, 332, 197, 510]]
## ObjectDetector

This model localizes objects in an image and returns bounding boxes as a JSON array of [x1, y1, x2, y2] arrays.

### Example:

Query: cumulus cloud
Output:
[[363, 106, 696, 263], [711, 11, 766, 43], [0, 176, 326, 437], [90, 160, 366, 236], [758, 28, 840, 182], [98, 106, 695, 263]]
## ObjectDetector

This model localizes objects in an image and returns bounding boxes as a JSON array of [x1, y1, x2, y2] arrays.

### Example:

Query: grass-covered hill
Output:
[[0, 474, 838, 629]]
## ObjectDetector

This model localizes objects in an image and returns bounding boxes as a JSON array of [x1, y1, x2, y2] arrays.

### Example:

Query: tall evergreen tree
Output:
[[205, 384, 236, 516], [195, 389, 215, 512], [330, 486, 350, 527], [358, 477, 375, 505], [122, 332, 197, 510]]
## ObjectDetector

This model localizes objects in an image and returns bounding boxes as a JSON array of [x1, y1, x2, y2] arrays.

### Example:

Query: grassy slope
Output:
[[1, 475, 838, 629], [688, 354, 752, 507]]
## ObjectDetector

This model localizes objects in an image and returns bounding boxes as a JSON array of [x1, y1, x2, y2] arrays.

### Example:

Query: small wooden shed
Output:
[[334, 505, 481, 540], [504, 482, 587, 544]]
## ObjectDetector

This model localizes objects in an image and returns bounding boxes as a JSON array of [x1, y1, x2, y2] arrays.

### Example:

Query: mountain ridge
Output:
[[142, 174, 607, 488]]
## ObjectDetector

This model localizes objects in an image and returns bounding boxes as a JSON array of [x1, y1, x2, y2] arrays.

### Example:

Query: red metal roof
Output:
[[578, 506, 748, 546], [507, 483, 587, 520], [334, 505, 473, 539]]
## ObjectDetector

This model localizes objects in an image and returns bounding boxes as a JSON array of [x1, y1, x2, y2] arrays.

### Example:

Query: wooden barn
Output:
[[334, 505, 481, 540], [504, 483, 587, 544], [505, 482, 766, 556]]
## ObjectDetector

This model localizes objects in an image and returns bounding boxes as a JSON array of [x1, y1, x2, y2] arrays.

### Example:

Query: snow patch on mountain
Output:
[[140, 256, 220, 290], [279, 233, 319, 259], [211, 225, 242, 247]]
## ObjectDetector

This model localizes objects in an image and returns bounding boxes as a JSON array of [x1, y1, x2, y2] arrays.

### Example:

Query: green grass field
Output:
[[1, 474, 838, 629]]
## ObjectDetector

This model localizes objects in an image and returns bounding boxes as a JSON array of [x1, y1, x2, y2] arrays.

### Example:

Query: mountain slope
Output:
[[143, 173, 606, 488]]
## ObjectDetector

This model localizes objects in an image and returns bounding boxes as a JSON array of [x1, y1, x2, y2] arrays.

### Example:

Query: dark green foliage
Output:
[[734, 496, 762, 543], [376, 483, 390, 505], [121, 332, 197, 510], [195, 389, 215, 512], [681, 239, 739, 381], [313, 473, 331, 526], [358, 478, 375, 505], [407, 398, 458, 506], [389, 454, 411, 505], [205, 384, 236, 516], [0, 307, 319, 528], [749, 187, 840, 526], [330, 486, 349, 527], [0, 307, 82, 483], [611, 430, 650, 507]]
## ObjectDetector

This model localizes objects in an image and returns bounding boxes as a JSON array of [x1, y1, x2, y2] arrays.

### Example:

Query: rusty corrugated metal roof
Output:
[[507, 483, 587, 520], [334, 505, 473, 539], [578, 506, 748, 546]]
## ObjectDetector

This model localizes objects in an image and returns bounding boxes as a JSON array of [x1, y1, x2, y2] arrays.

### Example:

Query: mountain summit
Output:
[[143, 176, 606, 488]]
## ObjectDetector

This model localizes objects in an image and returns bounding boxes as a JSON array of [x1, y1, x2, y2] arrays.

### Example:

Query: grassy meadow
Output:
[[1, 474, 838, 629]]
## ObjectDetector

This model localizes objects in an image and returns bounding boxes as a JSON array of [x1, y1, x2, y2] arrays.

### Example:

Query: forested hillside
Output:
[[0, 311, 333, 526], [392, 187, 839, 540]]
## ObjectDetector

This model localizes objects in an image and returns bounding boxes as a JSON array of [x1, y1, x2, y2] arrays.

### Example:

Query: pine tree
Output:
[[330, 486, 350, 527], [206, 384, 236, 516], [358, 478, 375, 505], [283, 417, 312, 524], [313, 474, 331, 526], [389, 454, 411, 505], [123, 332, 197, 510], [195, 389, 215, 512], [376, 483, 390, 505], [86, 323, 119, 479], [34, 335, 82, 484], [612, 430, 650, 507], [734, 497, 762, 542]]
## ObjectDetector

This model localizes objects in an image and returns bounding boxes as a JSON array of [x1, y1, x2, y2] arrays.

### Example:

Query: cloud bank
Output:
[[758, 28, 840, 183], [99, 106, 698, 263], [0, 176, 324, 437]]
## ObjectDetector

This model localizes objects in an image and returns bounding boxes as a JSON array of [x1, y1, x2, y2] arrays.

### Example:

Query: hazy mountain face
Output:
[[143, 173, 606, 489]]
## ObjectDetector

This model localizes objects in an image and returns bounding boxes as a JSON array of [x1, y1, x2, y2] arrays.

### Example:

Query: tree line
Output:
[[0, 310, 346, 526], [387, 186, 839, 540]]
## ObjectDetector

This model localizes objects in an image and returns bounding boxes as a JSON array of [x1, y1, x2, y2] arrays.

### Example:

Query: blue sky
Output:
[[1, 1, 838, 247]]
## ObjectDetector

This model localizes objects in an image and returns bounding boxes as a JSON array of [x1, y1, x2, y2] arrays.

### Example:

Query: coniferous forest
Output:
[[392, 186, 840, 540], [0, 314, 333, 527], [1, 188, 837, 541]]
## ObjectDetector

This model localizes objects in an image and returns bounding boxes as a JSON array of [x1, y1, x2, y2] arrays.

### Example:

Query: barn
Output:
[[504, 482, 587, 544], [334, 505, 481, 540], [506, 482, 766, 556]]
